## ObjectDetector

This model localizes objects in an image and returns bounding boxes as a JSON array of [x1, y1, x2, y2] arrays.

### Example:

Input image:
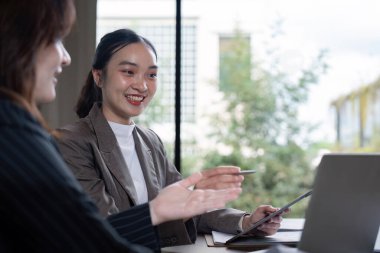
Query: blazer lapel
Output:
[[89, 104, 139, 205], [133, 128, 160, 200]]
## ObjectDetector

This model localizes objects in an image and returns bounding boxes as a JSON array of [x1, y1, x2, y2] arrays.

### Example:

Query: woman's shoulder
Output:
[[0, 99, 50, 139], [56, 117, 95, 143]]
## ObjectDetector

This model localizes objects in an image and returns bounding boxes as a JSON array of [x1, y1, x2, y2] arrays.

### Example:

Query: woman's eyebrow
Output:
[[118, 60, 158, 70], [118, 60, 137, 67], [118, 60, 158, 69]]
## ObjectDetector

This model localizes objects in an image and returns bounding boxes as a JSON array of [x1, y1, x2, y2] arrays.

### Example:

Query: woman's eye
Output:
[[122, 70, 134, 75], [148, 73, 157, 79]]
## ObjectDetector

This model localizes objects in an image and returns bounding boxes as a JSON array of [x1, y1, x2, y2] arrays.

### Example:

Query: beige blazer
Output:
[[56, 103, 245, 247]]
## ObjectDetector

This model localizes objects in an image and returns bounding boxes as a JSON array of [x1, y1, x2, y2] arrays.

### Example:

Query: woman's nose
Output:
[[133, 76, 148, 92], [61, 44, 71, 67]]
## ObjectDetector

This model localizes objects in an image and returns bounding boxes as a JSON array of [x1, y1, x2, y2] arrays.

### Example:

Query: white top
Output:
[[108, 121, 148, 205]]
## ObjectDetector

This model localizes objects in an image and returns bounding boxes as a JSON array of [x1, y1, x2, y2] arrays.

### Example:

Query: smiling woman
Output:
[[33, 40, 71, 104], [0, 0, 75, 125], [0, 2, 242, 252], [75, 29, 158, 120], [95, 42, 158, 124], [56, 28, 284, 247]]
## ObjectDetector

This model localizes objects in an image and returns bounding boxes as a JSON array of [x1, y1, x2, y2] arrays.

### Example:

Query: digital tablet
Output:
[[226, 190, 312, 244]]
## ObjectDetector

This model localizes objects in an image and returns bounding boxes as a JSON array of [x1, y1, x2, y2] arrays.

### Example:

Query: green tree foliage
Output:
[[203, 27, 328, 217]]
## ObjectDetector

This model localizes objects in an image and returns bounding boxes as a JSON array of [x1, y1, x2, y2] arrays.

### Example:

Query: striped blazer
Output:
[[0, 99, 160, 253]]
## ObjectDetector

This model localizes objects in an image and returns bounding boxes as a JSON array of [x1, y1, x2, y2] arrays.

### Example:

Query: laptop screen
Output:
[[298, 154, 380, 253]]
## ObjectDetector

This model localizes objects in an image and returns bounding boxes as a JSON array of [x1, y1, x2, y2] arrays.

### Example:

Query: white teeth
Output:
[[126, 95, 144, 101]]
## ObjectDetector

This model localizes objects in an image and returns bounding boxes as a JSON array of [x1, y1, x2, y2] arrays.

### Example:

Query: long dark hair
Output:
[[75, 28, 157, 118], [0, 0, 75, 107], [0, 0, 75, 123]]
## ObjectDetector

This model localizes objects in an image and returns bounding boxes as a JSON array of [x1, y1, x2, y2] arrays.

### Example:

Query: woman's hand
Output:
[[149, 172, 242, 225], [242, 205, 289, 236], [195, 166, 244, 190]]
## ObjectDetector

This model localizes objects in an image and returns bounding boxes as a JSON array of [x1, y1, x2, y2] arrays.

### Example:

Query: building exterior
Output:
[[331, 78, 380, 150]]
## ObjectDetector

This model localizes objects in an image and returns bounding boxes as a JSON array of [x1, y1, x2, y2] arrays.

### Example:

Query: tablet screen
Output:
[[226, 190, 312, 244]]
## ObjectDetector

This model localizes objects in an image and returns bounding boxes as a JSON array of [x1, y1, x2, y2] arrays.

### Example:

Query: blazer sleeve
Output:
[[107, 203, 160, 252], [195, 208, 247, 234], [0, 125, 159, 252]]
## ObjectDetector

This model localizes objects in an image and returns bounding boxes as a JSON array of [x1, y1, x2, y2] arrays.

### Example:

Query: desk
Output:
[[161, 218, 305, 253], [161, 218, 380, 253], [162, 235, 255, 253]]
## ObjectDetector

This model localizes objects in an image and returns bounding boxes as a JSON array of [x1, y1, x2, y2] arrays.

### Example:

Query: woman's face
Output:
[[33, 40, 71, 104], [96, 42, 158, 125]]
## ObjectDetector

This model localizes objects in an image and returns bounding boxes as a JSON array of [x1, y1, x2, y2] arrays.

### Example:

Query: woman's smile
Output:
[[125, 94, 146, 106]]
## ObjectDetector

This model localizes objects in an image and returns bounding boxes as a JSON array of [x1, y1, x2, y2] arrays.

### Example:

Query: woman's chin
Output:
[[35, 94, 56, 105]]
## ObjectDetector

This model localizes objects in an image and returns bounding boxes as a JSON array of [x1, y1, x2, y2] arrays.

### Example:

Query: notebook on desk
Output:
[[258, 153, 380, 253], [205, 230, 301, 251], [205, 218, 304, 250]]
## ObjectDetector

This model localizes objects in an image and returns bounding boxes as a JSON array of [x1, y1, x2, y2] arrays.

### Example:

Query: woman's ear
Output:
[[92, 69, 103, 87]]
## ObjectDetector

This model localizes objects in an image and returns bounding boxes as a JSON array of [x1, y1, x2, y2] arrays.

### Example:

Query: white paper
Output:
[[211, 231, 234, 244], [279, 218, 305, 231]]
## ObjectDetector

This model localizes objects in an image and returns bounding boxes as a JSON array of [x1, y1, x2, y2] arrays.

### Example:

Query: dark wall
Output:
[[40, 0, 97, 128]]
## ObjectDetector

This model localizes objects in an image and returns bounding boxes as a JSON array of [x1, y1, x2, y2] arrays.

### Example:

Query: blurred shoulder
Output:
[[55, 117, 95, 144]]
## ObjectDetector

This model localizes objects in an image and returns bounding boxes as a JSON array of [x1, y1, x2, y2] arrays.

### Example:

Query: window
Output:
[[98, 0, 380, 217]]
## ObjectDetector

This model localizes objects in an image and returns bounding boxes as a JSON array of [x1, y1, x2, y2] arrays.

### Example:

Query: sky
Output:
[[253, 0, 380, 141]]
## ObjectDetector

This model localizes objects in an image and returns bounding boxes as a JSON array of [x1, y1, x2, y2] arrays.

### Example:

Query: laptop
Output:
[[259, 153, 380, 253]]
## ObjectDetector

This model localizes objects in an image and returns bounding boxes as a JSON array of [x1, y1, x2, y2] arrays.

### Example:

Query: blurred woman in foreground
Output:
[[0, 0, 241, 252]]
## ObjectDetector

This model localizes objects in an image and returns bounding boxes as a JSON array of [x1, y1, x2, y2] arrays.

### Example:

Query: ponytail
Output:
[[75, 71, 102, 118]]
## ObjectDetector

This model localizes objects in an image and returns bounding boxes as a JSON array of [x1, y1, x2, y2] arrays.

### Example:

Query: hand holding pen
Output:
[[195, 166, 256, 190]]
